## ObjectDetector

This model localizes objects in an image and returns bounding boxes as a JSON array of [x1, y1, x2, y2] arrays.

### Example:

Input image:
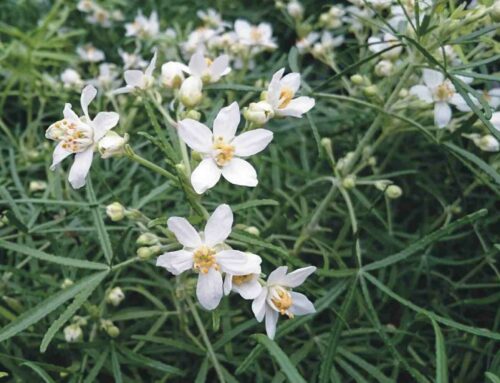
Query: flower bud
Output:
[[476, 134, 499, 152], [244, 101, 274, 125], [363, 85, 378, 97], [374, 60, 393, 77], [106, 202, 125, 222], [287, 0, 304, 20], [342, 175, 356, 189], [106, 325, 120, 338], [183, 109, 201, 121], [179, 76, 203, 108], [98, 132, 128, 159], [137, 232, 159, 246], [244, 226, 260, 236], [321, 137, 332, 149], [491, 1, 500, 22], [399, 88, 409, 98], [350, 74, 364, 85], [124, 208, 142, 220], [161, 62, 186, 89], [385, 185, 402, 199], [61, 278, 74, 289], [29, 180, 47, 193], [73, 315, 88, 326], [64, 324, 83, 343], [106, 287, 125, 307], [137, 245, 161, 260]]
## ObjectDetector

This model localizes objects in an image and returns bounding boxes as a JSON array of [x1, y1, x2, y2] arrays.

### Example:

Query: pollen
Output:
[[271, 287, 294, 318], [193, 245, 218, 274], [233, 274, 254, 285], [251, 27, 262, 42], [435, 81, 454, 101], [278, 87, 294, 109], [213, 136, 235, 166]]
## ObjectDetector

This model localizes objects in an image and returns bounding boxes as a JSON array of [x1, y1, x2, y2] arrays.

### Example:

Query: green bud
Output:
[[137, 245, 161, 260], [184, 109, 201, 121], [385, 185, 403, 199], [350, 74, 364, 85], [124, 208, 142, 220], [363, 85, 378, 97], [106, 202, 125, 222], [244, 226, 260, 236], [137, 232, 159, 246], [106, 325, 120, 338], [492, 1, 500, 22], [342, 175, 356, 189]]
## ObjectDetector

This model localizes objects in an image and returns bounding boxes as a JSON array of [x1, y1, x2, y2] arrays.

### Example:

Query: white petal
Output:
[[196, 268, 223, 310], [68, 147, 94, 189], [188, 51, 206, 77], [265, 306, 279, 340], [232, 129, 273, 157], [488, 88, 500, 109], [191, 158, 222, 194], [216, 250, 251, 275], [221, 158, 257, 187], [204, 204, 233, 247], [92, 112, 119, 141], [112, 86, 132, 95], [213, 102, 240, 142], [145, 50, 157, 77], [449, 93, 471, 112], [223, 274, 233, 296], [280, 72, 301, 94], [63, 103, 79, 121], [409, 85, 433, 103], [167, 217, 202, 248], [156, 250, 193, 275], [289, 292, 316, 316], [266, 68, 285, 107], [252, 288, 268, 322], [277, 96, 315, 117], [490, 112, 500, 131], [434, 102, 452, 128], [233, 279, 262, 300], [80, 85, 97, 120], [267, 266, 288, 285], [367, 36, 382, 53], [50, 142, 72, 170], [177, 119, 213, 153], [281, 266, 316, 288], [210, 54, 230, 81], [423, 69, 444, 88], [124, 70, 144, 87]]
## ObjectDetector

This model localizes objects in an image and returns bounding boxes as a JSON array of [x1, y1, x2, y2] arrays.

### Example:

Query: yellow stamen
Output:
[[233, 274, 254, 286], [213, 136, 235, 166], [193, 245, 218, 274], [251, 27, 262, 42], [435, 82, 454, 101], [271, 287, 294, 318], [279, 87, 294, 109]]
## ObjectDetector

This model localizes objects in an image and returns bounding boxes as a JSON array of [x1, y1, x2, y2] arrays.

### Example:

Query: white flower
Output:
[[86, 6, 112, 27], [106, 287, 125, 306], [77, 44, 105, 63], [367, 0, 392, 10], [182, 27, 219, 56], [374, 60, 393, 77], [287, 1, 304, 19], [311, 31, 344, 58], [368, 33, 402, 60], [125, 10, 160, 39], [157, 204, 261, 310], [161, 61, 189, 88], [234, 20, 277, 50], [409, 69, 470, 128], [485, 88, 500, 109], [224, 253, 262, 299], [244, 101, 275, 125], [46, 85, 119, 188], [197, 8, 228, 29], [252, 266, 316, 339], [178, 102, 273, 194], [98, 131, 128, 158], [296, 32, 319, 54], [64, 324, 83, 342], [61, 69, 83, 88], [265, 68, 315, 118], [186, 51, 231, 84], [77, 0, 94, 12], [113, 51, 157, 94], [88, 63, 119, 89], [179, 76, 204, 107], [390, 0, 431, 30], [464, 133, 499, 152], [491, 112, 500, 130], [119, 49, 148, 70]]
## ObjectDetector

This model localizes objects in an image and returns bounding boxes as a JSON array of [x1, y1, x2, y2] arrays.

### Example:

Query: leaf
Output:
[[363, 209, 487, 271], [204, 83, 264, 92], [253, 334, 307, 383], [363, 272, 500, 340], [0, 271, 108, 343], [430, 319, 448, 383], [231, 199, 278, 212], [40, 271, 107, 352], [20, 362, 56, 383], [119, 347, 185, 376], [288, 46, 299, 72], [486, 372, 500, 383], [0, 240, 109, 270], [110, 343, 123, 383]]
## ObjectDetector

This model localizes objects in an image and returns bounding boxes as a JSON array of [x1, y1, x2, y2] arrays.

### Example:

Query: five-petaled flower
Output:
[[186, 51, 231, 84], [46, 85, 119, 189], [156, 204, 261, 310], [224, 253, 262, 299], [252, 266, 316, 339], [178, 102, 273, 194], [113, 51, 157, 94]]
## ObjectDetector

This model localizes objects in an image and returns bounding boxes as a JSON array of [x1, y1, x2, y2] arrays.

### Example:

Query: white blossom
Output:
[[119, 49, 148, 70], [368, 33, 402, 60], [234, 20, 277, 50], [224, 253, 262, 299], [61, 68, 83, 89], [179, 76, 203, 107], [113, 51, 157, 94], [161, 61, 189, 88], [186, 51, 231, 84], [125, 10, 160, 39], [77, 44, 105, 63], [98, 131, 128, 158]]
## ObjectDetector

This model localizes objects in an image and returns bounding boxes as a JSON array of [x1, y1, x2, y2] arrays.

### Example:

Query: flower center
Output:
[[46, 119, 93, 153], [213, 136, 235, 166], [279, 87, 294, 109], [435, 81, 454, 101], [270, 286, 294, 318], [251, 27, 262, 42], [233, 274, 254, 286], [193, 245, 218, 274]]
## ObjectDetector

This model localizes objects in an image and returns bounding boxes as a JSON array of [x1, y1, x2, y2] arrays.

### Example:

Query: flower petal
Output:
[[265, 306, 279, 339], [221, 158, 258, 187], [167, 217, 202, 248], [50, 142, 72, 170], [188, 51, 206, 77], [80, 85, 97, 120], [267, 266, 288, 285], [124, 70, 144, 87], [216, 249, 251, 275], [449, 93, 472, 112], [210, 54, 230, 81], [266, 68, 285, 107], [409, 85, 433, 103], [252, 288, 268, 322], [92, 112, 119, 141], [191, 158, 222, 194], [423, 69, 444, 88], [68, 147, 94, 189], [281, 266, 316, 288], [232, 129, 273, 157], [204, 204, 233, 246], [145, 50, 157, 77], [63, 103, 79, 121], [434, 102, 451, 128], [178, 119, 213, 153], [280, 72, 301, 94], [156, 250, 193, 275], [196, 268, 223, 310], [223, 274, 233, 296], [289, 292, 316, 316], [277, 96, 315, 117], [213, 102, 240, 142], [233, 278, 262, 300]]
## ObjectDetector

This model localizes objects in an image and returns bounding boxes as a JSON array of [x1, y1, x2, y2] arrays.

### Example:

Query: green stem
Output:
[[125, 145, 177, 182]]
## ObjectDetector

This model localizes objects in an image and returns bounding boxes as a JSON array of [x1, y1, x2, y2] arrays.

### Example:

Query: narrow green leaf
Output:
[[288, 46, 299, 72], [253, 334, 307, 383], [430, 319, 448, 383], [86, 179, 113, 264], [231, 199, 278, 212], [21, 362, 56, 383], [119, 347, 185, 376], [0, 240, 109, 270], [83, 349, 109, 383], [110, 343, 123, 383], [486, 372, 500, 383], [0, 271, 108, 343]]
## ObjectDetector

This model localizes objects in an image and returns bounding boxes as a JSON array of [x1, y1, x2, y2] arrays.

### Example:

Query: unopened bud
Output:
[[350, 74, 364, 85], [385, 185, 402, 199], [106, 202, 125, 222], [374, 180, 391, 191], [244, 226, 260, 236], [179, 76, 203, 108], [98, 132, 128, 159], [184, 109, 201, 121], [161, 62, 186, 89], [491, 1, 500, 22], [137, 232, 159, 246], [342, 175, 356, 189], [61, 278, 74, 289], [106, 287, 125, 307], [64, 324, 83, 343], [29, 181, 47, 193], [374, 60, 393, 77], [244, 101, 274, 125], [363, 85, 378, 97], [287, 0, 304, 20], [137, 245, 161, 260]]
